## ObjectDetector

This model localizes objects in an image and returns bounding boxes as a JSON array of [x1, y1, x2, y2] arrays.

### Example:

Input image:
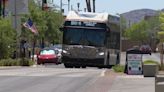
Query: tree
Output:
[[22, 0, 63, 48], [0, 18, 16, 59], [158, 12, 164, 69], [124, 20, 149, 44]]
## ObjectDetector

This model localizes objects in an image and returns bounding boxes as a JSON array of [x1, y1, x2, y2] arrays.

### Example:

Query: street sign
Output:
[[127, 54, 143, 75]]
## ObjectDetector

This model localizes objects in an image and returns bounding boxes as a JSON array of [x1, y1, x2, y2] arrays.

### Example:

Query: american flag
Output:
[[23, 18, 38, 35]]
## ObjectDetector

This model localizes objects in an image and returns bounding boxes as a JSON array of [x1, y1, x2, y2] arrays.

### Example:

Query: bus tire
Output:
[[64, 63, 73, 68], [82, 66, 86, 68], [74, 66, 80, 68]]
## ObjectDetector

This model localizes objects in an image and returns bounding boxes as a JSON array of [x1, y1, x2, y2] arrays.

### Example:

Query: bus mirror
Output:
[[59, 27, 64, 31]]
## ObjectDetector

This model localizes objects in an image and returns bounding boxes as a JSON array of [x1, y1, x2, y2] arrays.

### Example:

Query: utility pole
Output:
[[68, 0, 70, 11], [0, 0, 1, 17], [93, 0, 95, 12], [71, 5, 73, 11], [77, 2, 80, 12], [60, 0, 63, 12], [116, 13, 122, 63], [84, 8, 87, 12], [2, 0, 5, 17], [86, 0, 91, 12]]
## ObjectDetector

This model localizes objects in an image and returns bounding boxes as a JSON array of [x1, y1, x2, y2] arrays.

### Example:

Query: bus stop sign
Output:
[[126, 49, 143, 75]]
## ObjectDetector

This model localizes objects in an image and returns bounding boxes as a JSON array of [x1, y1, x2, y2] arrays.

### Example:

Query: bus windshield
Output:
[[63, 28, 106, 47]]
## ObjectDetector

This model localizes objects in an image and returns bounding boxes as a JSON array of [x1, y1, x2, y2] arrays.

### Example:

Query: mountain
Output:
[[121, 9, 158, 27]]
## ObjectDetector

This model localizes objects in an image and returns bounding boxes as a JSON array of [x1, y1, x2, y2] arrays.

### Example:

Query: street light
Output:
[[116, 13, 122, 63], [68, 0, 70, 11]]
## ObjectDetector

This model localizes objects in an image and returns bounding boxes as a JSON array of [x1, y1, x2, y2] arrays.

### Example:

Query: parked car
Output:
[[37, 48, 61, 65], [140, 45, 152, 55]]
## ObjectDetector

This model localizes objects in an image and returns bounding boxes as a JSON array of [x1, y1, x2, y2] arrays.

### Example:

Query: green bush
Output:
[[143, 60, 159, 65], [19, 58, 35, 66], [112, 65, 125, 73], [0, 58, 34, 66]]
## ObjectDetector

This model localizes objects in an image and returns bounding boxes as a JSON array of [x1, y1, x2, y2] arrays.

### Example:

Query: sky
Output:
[[53, 0, 164, 15]]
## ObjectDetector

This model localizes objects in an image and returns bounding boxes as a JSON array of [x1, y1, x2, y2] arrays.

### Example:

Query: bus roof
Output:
[[65, 11, 109, 23]]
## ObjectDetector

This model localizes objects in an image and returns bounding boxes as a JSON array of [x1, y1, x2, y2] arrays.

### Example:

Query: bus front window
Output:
[[63, 28, 106, 47]]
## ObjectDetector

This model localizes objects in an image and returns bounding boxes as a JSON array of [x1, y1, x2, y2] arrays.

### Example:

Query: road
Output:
[[0, 65, 113, 92], [0, 52, 159, 92]]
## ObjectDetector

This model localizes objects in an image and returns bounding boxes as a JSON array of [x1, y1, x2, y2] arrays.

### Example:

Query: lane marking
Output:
[[100, 70, 106, 77], [118, 75, 144, 78]]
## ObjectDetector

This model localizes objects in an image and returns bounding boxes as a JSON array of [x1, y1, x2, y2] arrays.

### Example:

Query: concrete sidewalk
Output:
[[109, 75, 155, 92]]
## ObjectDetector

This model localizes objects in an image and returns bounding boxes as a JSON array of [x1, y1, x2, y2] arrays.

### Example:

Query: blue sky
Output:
[[53, 0, 164, 15]]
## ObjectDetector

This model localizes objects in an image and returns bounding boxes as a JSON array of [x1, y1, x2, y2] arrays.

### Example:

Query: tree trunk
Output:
[[160, 43, 164, 70]]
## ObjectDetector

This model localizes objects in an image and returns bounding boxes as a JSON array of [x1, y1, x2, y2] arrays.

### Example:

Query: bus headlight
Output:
[[99, 52, 104, 56], [62, 50, 68, 53], [62, 50, 70, 55]]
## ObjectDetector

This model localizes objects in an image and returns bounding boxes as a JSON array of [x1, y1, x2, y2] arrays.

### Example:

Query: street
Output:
[[0, 65, 113, 92], [0, 52, 158, 92]]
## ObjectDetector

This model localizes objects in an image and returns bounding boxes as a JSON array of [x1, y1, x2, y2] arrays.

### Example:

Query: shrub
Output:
[[143, 60, 159, 65], [0, 58, 34, 66], [19, 58, 35, 66], [112, 65, 125, 73]]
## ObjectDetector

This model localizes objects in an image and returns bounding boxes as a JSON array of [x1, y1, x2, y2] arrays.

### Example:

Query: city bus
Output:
[[61, 11, 120, 68]]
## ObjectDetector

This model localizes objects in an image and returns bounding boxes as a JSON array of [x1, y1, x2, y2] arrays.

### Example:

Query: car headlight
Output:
[[99, 52, 104, 56]]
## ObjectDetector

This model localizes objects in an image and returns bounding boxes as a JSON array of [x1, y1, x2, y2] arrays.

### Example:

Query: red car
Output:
[[37, 48, 60, 65]]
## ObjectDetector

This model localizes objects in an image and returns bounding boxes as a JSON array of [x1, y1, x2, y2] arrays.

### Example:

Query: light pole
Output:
[[60, 0, 62, 12], [77, 2, 80, 12], [116, 13, 122, 63], [0, 0, 1, 17], [93, 0, 95, 12], [68, 0, 70, 11]]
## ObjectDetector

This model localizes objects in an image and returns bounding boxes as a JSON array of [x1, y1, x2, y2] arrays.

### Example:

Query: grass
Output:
[[143, 60, 159, 65], [112, 65, 125, 73]]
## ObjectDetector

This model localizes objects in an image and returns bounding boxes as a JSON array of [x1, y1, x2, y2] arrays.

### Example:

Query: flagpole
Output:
[[32, 34, 36, 61]]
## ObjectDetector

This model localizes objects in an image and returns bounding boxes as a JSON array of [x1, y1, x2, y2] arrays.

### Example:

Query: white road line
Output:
[[118, 75, 144, 78], [100, 69, 106, 77]]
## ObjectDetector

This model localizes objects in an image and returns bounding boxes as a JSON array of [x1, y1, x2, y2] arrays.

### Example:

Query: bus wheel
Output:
[[82, 66, 86, 68], [64, 64, 73, 68], [74, 66, 80, 68]]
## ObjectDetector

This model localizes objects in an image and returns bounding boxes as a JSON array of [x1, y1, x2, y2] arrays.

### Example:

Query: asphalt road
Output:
[[0, 65, 111, 92]]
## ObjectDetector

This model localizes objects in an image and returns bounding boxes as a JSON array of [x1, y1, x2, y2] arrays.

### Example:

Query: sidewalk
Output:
[[109, 75, 155, 92]]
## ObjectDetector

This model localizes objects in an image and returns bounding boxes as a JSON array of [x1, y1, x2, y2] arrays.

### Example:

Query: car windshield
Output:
[[40, 49, 55, 55], [63, 28, 106, 47]]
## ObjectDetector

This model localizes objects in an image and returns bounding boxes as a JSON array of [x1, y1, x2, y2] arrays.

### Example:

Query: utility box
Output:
[[126, 49, 143, 75]]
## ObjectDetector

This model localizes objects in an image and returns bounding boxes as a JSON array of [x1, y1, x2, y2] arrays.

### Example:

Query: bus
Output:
[[61, 11, 120, 68]]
